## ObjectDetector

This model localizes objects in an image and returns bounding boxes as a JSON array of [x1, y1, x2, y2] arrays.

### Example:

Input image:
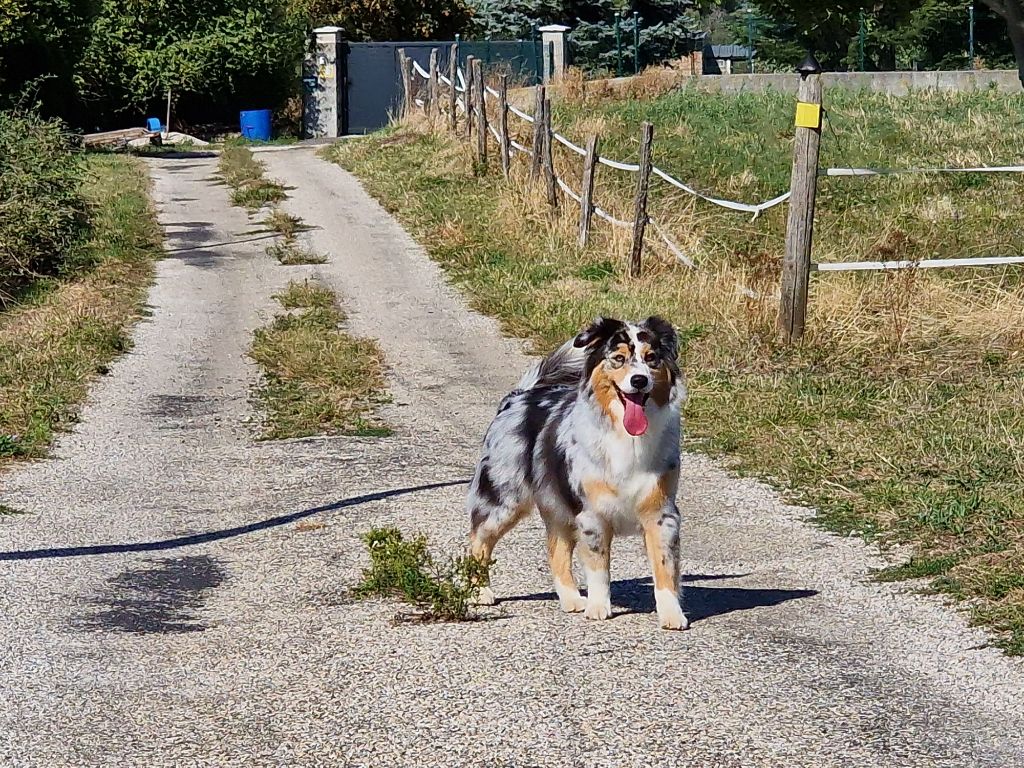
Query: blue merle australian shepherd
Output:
[[467, 316, 687, 630]]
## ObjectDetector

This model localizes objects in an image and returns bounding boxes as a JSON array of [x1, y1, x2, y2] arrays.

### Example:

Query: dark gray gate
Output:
[[343, 40, 540, 135]]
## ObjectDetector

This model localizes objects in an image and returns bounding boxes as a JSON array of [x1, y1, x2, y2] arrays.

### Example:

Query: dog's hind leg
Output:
[[543, 520, 586, 613], [468, 501, 531, 605]]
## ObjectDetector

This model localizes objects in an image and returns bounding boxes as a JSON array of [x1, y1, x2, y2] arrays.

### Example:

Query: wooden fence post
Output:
[[778, 57, 823, 344], [542, 98, 558, 208], [629, 122, 654, 277], [398, 49, 412, 118], [472, 58, 487, 165], [578, 134, 599, 246], [498, 75, 511, 177], [428, 48, 439, 120], [448, 43, 458, 132], [465, 55, 476, 140], [530, 84, 545, 180]]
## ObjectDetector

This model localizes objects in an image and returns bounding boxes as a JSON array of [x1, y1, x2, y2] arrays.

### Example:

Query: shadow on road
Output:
[[0, 480, 469, 562], [502, 574, 818, 624]]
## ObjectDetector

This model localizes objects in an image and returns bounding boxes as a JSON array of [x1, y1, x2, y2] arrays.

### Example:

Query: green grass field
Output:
[[327, 82, 1024, 654]]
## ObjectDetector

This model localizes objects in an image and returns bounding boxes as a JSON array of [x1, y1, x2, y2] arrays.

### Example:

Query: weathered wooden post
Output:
[[629, 121, 654, 278], [465, 55, 476, 140], [778, 52, 824, 344], [578, 134, 600, 246], [472, 58, 488, 165], [530, 84, 545, 180], [542, 98, 558, 208], [428, 48, 440, 120], [498, 75, 511, 178], [398, 49, 412, 118], [448, 43, 458, 132]]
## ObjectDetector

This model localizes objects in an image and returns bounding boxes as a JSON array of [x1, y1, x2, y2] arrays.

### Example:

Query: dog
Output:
[[466, 316, 687, 630]]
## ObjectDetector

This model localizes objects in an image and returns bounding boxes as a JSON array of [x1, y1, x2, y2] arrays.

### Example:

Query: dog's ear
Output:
[[573, 317, 624, 349], [641, 315, 678, 361]]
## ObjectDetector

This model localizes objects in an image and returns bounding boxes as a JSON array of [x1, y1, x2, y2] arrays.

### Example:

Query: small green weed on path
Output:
[[0, 154, 161, 471], [327, 98, 1024, 655], [250, 279, 391, 439], [354, 527, 491, 622]]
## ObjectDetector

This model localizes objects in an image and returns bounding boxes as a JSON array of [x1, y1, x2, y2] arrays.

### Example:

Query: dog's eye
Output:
[[609, 354, 626, 368], [645, 353, 660, 367]]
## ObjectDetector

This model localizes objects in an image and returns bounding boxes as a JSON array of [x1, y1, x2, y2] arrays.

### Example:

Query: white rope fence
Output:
[[406, 59, 695, 270], [408, 57, 1024, 276]]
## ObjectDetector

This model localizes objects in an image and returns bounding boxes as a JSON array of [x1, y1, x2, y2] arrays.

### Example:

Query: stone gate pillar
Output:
[[539, 24, 571, 83], [303, 26, 344, 138]]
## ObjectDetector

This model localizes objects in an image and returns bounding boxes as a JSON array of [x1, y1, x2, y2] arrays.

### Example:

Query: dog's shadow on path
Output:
[[502, 575, 817, 624]]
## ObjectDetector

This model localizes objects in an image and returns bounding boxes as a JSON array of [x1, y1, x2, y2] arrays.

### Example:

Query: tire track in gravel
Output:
[[0, 146, 1021, 768]]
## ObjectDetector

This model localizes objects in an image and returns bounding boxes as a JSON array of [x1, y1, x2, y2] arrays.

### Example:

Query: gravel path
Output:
[[1, 146, 1022, 767]]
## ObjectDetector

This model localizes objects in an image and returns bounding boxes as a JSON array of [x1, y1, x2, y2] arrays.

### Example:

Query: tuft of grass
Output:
[[274, 279, 335, 310], [266, 239, 327, 265], [326, 90, 1024, 654], [264, 208, 304, 239], [249, 280, 390, 439], [0, 503, 27, 515], [0, 154, 160, 470], [354, 526, 492, 622], [218, 145, 286, 211]]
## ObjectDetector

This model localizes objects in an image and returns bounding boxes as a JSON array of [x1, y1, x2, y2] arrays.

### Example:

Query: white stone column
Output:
[[539, 24, 571, 83], [302, 26, 344, 138]]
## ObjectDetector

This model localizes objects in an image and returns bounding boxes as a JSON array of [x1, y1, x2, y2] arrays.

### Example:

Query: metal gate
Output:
[[343, 40, 540, 135]]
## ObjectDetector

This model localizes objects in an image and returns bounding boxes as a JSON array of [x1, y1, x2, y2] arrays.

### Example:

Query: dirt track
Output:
[[0, 146, 1022, 767]]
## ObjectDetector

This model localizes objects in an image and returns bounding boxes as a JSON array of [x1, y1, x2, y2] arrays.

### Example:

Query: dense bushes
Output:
[[0, 111, 88, 302]]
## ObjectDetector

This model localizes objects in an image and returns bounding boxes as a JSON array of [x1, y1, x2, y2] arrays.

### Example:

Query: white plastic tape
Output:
[[824, 165, 1024, 177], [652, 166, 790, 217], [412, 60, 430, 79], [814, 255, 1024, 271], [650, 220, 695, 268], [597, 156, 641, 172], [457, 68, 467, 91], [556, 177, 583, 203], [552, 132, 587, 156], [508, 104, 535, 124]]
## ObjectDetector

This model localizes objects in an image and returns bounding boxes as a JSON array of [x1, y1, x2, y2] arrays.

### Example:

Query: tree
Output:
[[980, 0, 1024, 83], [73, 0, 306, 129], [470, 0, 704, 73], [298, 0, 474, 41]]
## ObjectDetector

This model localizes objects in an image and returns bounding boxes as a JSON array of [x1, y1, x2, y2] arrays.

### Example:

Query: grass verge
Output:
[[354, 527, 490, 622], [326, 90, 1024, 655], [250, 279, 391, 439], [0, 154, 161, 471]]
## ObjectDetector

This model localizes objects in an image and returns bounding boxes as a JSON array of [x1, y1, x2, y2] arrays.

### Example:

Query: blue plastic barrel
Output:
[[239, 109, 272, 141]]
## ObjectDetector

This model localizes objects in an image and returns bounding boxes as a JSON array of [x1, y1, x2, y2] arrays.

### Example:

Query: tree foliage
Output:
[[470, 0, 703, 73], [73, 0, 305, 126], [298, 0, 473, 41]]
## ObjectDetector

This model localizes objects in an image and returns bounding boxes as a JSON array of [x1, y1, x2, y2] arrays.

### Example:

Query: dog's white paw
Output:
[[559, 592, 587, 613], [584, 600, 612, 621], [658, 605, 689, 631], [474, 586, 496, 606]]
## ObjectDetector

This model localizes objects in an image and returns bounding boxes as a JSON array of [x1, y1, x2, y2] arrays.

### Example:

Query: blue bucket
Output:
[[239, 109, 272, 141]]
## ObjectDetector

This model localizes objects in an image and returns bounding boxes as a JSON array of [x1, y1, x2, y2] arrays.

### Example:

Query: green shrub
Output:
[[354, 527, 492, 622], [0, 110, 88, 302]]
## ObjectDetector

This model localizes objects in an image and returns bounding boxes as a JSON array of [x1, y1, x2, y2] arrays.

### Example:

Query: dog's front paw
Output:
[[559, 592, 587, 613], [584, 600, 612, 621], [474, 586, 496, 606], [658, 607, 689, 631], [655, 589, 689, 630]]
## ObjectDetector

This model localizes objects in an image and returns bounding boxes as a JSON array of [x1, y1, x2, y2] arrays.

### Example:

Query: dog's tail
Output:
[[516, 339, 587, 390]]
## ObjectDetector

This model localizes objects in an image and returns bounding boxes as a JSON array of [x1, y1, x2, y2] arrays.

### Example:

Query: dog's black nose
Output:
[[630, 374, 649, 390]]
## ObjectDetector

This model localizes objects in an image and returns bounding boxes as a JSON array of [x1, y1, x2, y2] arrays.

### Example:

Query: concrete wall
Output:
[[585, 68, 1021, 97], [681, 69, 1020, 96]]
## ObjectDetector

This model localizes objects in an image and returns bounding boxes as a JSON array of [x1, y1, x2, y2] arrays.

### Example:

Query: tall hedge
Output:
[[0, 111, 88, 301]]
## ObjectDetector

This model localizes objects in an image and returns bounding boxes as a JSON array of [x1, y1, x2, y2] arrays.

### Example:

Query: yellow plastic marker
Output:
[[795, 101, 822, 129]]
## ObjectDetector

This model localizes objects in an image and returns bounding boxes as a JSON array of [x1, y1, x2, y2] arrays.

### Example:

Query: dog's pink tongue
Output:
[[622, 393, 649, 436]]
